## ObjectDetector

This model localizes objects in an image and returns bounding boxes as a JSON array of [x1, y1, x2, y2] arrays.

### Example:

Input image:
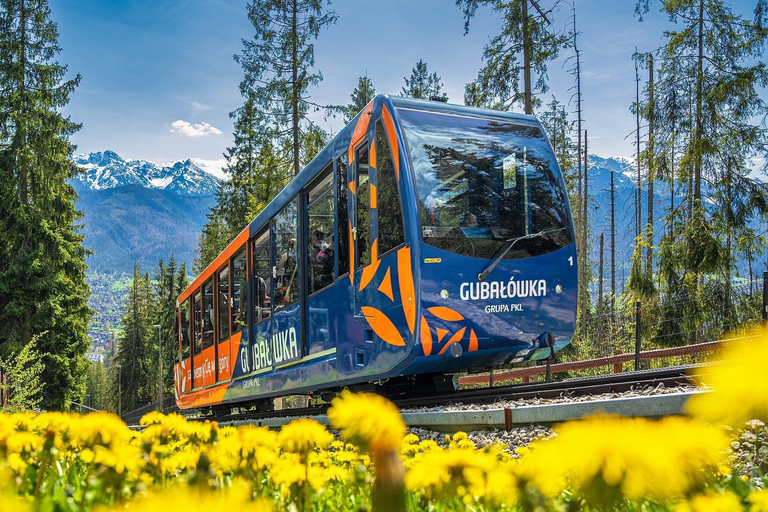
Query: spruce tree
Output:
[[152, 256, 181, 393], [238, 0, 337, 178], [113, 263, 152, 412], [401, 60, 448, 100], [346, 75, 376, 122], [0, 0, 91, 410], [457, 0, 570, 113]]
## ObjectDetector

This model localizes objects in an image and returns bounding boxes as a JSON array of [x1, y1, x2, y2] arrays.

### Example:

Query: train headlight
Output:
[[555, 284, 563, 294], [440, 289, 449, 299]]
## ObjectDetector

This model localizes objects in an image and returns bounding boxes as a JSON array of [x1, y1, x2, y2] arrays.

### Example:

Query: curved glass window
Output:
[[398, 108, 573, 259]]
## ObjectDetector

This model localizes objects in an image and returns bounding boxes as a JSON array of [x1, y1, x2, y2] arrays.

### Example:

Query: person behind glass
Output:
[[312, 230, 328, 256], [277, 238, 297, 303]]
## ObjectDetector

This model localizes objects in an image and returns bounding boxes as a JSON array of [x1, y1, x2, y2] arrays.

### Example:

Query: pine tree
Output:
[[346, 75, 376, 122], [152, 256, 181, 394], [238, 0, 338, 178], [113, 263, 153, 412], [85, 359, 107, 410], [401, 60, 448, 100], [457, 0, 570, 113], [637, 0, 768, 343], [0, 0, 91, 410], [539, 97, 576, 188]]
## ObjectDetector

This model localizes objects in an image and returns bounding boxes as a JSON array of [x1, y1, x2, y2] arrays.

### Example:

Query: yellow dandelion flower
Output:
[[6, 432, 43, 455], [750, 489, 768, 512], [687, 326, 768, 427], [403, 433, 420, 445], [518, 415, 729, 504], [418, 439, 440, 452], [278, 418, 332, 454], [270, 451, 306, 493], [108, 481, 270, 511], [452, 431, 468, 442], [405, 447, 508, 503], [0, 492, 31, 512], [328, 390, 405, 455], [675, 491, 743, 512], [72, 412, 131, 448]]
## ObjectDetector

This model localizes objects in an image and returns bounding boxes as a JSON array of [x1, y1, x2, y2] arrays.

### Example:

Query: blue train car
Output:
[[173, 95, 577, 410]]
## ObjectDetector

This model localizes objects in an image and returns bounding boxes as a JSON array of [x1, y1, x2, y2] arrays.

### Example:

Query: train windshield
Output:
[[398, 108, 573, 260]]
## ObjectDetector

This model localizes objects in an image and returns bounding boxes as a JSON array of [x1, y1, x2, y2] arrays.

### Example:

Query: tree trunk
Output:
[[522, 0, 532, 115], [610, 162, 616, 317], [694, 0, 704, 212], [292, 0, 300, 178], [646, 54, 654, 275]]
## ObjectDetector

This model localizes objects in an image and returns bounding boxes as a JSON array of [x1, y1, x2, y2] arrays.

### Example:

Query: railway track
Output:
[[192, 364, 702, 428]]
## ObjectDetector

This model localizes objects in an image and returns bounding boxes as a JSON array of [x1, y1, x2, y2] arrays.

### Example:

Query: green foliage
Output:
[[401, 59, 447, 100], [345, 75, 376, 122], [151, 256, 187, 394], [539, 96, 576, 187], [113, 263, 154, 413], [195, 0, 337, 272], [0, 0, 91, 410], [85, 359, 107, 411], [0, 335, 44, 412], [237, 0, 338, 177], [638, 0, 768, 276], [457, 0, 570, 112]]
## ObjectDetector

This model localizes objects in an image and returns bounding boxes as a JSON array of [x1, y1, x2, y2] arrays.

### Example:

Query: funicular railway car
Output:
[[174, 95, 578, 412]]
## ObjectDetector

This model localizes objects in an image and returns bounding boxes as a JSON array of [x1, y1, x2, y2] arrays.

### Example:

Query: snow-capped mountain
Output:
[[74, 150, 221, 196]]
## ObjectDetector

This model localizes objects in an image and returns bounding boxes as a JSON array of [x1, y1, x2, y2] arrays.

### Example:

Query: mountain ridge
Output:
[[74, 150, 223, 196]]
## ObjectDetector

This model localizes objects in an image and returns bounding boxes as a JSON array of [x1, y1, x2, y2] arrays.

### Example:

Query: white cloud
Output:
[[170, 120, 222, 138]]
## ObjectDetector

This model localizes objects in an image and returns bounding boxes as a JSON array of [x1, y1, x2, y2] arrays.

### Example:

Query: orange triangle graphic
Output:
[[436, 328, 449, 344], [378, 267, 394, 301]]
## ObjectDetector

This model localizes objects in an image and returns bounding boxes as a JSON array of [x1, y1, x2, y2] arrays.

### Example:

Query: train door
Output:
[[352, 139, 373, 317], [304, 167, 335, 356], [271, 199, 302, 366], [250, 229, 273, 372], [178, 299, 192, 393], [216, 264, 232, 381], [192, 290, 203, 387]]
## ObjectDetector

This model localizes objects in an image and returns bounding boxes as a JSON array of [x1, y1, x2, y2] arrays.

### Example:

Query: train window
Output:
[[218, 266, 230, 344], [202, 278, 214, 349], [356, 144, 371, 267], [193, 291, 202, 356], [399, 108, 573, 259], [376, 121, 405, 255], [231, 248, 248, 334], [274, 198, 299, 311], [336, 154, 349, 278], [180, 299, 190, 361], [252, 229, 271, 324], [307, 169, 334, 295]]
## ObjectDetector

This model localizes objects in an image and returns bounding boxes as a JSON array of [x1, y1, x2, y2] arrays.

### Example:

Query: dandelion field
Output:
[[5, 329, 768, 510]]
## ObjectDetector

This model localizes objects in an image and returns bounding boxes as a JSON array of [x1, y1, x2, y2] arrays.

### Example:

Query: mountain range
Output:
[[72, 151, 221, 273], [74, 150, 221, 196]]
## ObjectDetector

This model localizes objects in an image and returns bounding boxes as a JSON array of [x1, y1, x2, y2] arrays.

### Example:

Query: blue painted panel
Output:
[[306, 284, 336, 355]]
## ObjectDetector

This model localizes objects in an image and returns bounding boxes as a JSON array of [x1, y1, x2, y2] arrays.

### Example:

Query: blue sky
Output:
[[52, 0, 761, 171]]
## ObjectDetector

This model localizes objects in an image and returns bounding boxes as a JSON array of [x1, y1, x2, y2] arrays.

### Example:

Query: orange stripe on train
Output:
[[397, 246, 416, 335], [382, 105, 400, 180]]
